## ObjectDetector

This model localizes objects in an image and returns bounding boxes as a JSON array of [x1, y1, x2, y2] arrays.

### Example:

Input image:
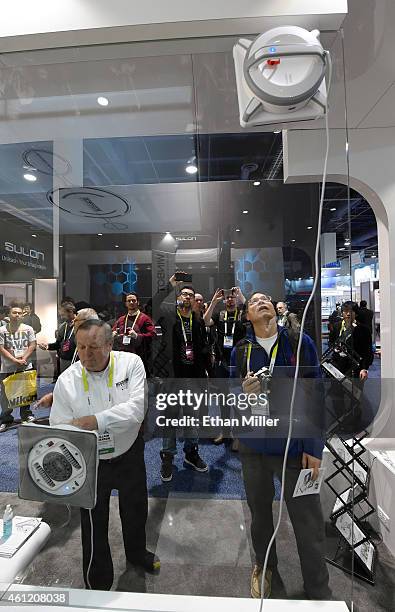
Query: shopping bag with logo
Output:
[[3, 369, 37, 408]]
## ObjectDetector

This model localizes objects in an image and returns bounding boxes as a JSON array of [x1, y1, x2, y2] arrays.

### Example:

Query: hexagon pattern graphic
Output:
[[91, 262, 137, 301], [234, 248, 285, 300]]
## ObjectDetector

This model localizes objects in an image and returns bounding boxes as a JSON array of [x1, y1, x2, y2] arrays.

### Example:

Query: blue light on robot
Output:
[[269, 46, 277, 54]]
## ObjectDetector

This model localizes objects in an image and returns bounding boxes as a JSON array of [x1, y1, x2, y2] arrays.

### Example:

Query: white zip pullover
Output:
[[49, 351, 146, 458]]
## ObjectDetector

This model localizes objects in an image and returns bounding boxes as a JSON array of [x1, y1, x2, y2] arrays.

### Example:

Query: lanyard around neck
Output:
[[177, 309, 193, 344], [246, 339, 279, 375], [63, 322, 74, 342], [124, 310, 140, 334], [81, 351, 115, 393], [224, 308, 238, 336]]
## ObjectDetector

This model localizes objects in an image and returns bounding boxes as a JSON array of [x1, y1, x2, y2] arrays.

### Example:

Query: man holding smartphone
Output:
[[158, 275, 209, 481], [204, 287, 246, 446]]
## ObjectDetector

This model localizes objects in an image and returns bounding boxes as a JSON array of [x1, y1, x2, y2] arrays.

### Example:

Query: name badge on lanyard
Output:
[[185, 343, 194, 361], [223, 309, 237, 349], [61, 324, 74, 353], [223, 335, 234, 349], [81, 352, 115, 457], [98, 431, 115, 456], [178, 310, 194, 362], [123, 311, 140, 345], [247, 340, 279, 417]]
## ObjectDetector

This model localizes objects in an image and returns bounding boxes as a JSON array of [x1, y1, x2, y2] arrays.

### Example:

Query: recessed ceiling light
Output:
[[291, 239, 296, 243], [273, 129, 281, 134], [330, 207, 336, 211], [97, 96, 109, 106], [23, 172, 37, 182], [97, 233, 103, 236], [307, 226, 313, 230], [253, 181, 261, 186], [235, 228, 241, 232], [115, 245, 119, 248], [165, 231, 171, 235], [59, 245, 63, 248], [242, 210, 249, 214], [31, 234, 37, 238], [231, 241, 236, 245]]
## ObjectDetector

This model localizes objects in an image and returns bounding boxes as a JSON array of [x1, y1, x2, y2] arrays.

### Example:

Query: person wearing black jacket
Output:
[[158, 281, 209, 481], [22, 303, 42, 333], [328, 301, 373, 432], [358, 300, 374, 338], [328, 302, 372, 378], [39, 302, 76, 374]]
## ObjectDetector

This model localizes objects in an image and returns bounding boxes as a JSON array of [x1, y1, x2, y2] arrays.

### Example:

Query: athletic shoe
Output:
[[127, 550, 160, 572], [184, 446, 208, 472], [0, 424, 7, 433], [251, 565, 272, 599], [160, 451, 173, 482], [22, 415, 36, 424]]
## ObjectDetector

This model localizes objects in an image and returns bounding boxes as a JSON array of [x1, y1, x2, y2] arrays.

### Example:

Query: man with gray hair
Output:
[[49, 319, 159, 590]]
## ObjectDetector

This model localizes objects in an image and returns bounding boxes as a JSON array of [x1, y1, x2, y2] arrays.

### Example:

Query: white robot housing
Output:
[[233, 26, 330, 128]]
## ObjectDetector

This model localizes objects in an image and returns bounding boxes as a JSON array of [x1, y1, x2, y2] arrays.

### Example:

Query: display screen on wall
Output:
[[0, 220, 53, 282]]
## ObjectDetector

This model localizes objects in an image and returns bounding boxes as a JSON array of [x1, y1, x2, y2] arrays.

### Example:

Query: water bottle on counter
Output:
[[2, 504, 13, 538]]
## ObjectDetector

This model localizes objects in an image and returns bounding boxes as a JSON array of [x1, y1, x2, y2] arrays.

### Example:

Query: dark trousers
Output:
[[0, 372, 33, 425], [239, 443, 331, 599], [80, 435, 148, 590]]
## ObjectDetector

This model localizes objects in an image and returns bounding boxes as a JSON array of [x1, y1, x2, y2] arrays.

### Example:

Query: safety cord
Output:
[[86, 508, 94, 590], [259, 50, 332, 611]]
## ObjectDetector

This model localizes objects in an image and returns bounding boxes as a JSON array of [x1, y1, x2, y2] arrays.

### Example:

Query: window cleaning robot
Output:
[[233, 26, 330, 127]]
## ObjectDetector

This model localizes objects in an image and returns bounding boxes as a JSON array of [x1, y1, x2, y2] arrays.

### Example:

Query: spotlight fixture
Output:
[[339, 247, 345, 251], [97, 233, 103, 236], [59, 245, 63, 248], [242, 210, 249, 214], [115, 245, 119, 248], [31, 234, 37, 238], [307, 226, 313, 230], [235, 228, 241, 232], [330, 207, 336, 211], [291, 239, 296, 243], [97, 96, 109, 107], [273, 129, 281, 134], [253, 181, 261, 186], [185, 156, 198, 174], [23, 172, 37, 182]]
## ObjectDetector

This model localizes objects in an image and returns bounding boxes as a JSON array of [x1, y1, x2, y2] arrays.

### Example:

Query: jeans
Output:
[[239, 443, 331, 599]]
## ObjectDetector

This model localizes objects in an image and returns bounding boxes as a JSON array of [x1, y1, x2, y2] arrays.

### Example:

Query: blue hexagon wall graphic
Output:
[[234, 248, 285, 300], [90, 261, 138, 305]]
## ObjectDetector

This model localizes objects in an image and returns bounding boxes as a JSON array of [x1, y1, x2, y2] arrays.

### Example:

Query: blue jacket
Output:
[[230, 325, 325, 459]]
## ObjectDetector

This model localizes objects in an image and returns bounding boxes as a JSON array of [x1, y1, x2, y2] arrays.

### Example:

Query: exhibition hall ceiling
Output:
[[0, 0, 385, 258]]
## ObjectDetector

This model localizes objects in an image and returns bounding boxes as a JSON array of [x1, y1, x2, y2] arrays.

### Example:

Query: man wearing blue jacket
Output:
[[230, 292, 330, 601]]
